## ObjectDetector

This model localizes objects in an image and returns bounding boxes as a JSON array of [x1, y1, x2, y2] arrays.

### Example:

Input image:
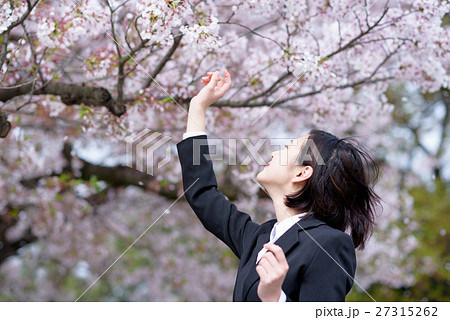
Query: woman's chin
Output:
[[256, 170, 266, 185]]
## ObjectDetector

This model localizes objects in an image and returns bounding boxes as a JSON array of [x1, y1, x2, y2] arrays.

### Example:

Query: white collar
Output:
[[256, 211, 311, 265], [269, 211, 310, 242]]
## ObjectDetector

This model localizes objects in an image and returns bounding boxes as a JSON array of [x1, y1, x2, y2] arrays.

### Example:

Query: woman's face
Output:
[[256, 135, 310, 190]]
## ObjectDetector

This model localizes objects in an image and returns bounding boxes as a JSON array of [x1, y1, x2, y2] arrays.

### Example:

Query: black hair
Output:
[[284, 129, 381, 250]]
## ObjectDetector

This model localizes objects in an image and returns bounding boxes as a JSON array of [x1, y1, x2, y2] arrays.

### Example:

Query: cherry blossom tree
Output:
[[0, 0, 449, 301]]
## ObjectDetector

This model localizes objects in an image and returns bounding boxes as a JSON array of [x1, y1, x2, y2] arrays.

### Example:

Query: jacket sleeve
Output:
[[176, 134, 260, 259], [286, 232, 357, 302]]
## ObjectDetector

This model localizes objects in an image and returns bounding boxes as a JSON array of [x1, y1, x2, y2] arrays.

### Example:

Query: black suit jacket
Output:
[[176, 135, 357, 302]]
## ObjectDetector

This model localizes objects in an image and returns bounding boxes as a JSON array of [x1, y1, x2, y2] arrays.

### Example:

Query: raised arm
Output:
[[177, 135, 259, 258], [176, 69, 259, 259]]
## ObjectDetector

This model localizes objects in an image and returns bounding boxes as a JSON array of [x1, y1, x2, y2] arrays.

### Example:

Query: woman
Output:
[[176, 69, 381, 302]]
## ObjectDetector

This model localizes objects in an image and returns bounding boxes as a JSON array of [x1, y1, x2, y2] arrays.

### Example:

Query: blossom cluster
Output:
[[136, 0, 193, 45], [0, 0, 27, 34], [179, 15, 222, 51]]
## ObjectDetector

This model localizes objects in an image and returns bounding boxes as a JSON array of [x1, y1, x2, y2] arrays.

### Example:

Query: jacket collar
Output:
[[274, 214, 326, 254]]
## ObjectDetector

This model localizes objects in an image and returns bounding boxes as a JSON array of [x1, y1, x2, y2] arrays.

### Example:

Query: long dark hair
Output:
[[284, 129, 381, 250]]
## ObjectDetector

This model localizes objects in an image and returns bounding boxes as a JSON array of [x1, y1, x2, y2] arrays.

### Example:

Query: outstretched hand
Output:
[[191, 69, 232, 108]]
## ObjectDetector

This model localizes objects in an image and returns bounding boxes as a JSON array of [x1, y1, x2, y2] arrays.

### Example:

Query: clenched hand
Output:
[[256, 243, 289, 302]]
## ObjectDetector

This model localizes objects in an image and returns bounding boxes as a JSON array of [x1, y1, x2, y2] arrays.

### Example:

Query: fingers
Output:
[[207, 71, 220, 88], [256, 264, 268, 278], [222, 68, 232, 91], [200, 70, 231, 100], [200, 72, 213, 85], [201, 77, 209, 85], [260, 251, 278, 268], [201, 70, 231, 84], [223, 68, 231, 83], [257, 257, 284, 286], [217, 74, 224, 87], [263, 243, 288, 265]]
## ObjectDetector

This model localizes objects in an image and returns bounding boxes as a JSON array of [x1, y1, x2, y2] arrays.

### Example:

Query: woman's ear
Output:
[[291, 166, 313, 183]]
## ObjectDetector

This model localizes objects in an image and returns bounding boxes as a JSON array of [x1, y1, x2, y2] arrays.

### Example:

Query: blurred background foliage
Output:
[[348, 177, 450, 301]]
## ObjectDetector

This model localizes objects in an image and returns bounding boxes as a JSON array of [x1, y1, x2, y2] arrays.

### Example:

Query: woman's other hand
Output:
[[191, 69, 232, 108], [256, 243, 289, 302]]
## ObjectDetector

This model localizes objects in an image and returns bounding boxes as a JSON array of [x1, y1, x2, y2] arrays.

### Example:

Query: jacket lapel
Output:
[[241, 215, 327, 301], [239, 219, 276, 265], [274, 215, 327, 256]]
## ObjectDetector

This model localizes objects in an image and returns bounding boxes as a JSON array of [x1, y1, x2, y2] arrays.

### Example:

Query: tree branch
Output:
[[142, 33, 184, 89], [0, 81, 126, 116]]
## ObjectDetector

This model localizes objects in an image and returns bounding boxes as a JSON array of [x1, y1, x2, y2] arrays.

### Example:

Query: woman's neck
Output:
[[271, 193, 303, 223]]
